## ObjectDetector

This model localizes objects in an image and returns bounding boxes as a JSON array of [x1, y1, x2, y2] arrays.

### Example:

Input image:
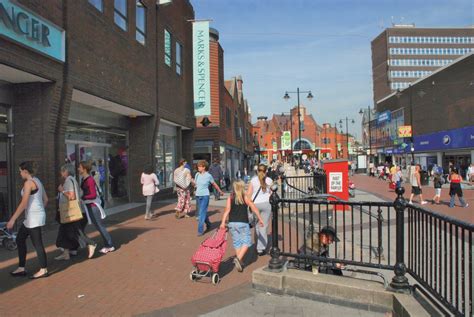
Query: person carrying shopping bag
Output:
[[246, 164, 273, 256], [79, 161, 115, 254]]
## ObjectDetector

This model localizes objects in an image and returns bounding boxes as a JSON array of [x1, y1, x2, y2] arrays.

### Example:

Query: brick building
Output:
[[0, 0, 195, 222], [371, 25, 474, 104], [252, 106, 348, 162], [193, 28, 253, 177], [371, 53, 474, 172]]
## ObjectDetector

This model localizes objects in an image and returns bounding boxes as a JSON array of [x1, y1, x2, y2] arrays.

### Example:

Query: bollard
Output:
[[267, 184, 283, 272], [390, 187, 410, 292]]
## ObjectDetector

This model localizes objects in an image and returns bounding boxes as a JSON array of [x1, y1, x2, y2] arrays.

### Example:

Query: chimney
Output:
[[236, 75, 243, 91]]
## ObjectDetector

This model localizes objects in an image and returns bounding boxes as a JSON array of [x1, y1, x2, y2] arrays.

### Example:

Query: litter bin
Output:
[[420, 170, 429, 186]]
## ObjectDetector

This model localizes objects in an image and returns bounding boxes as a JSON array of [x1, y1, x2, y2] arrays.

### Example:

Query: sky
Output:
[[190, 0, 474, 140]]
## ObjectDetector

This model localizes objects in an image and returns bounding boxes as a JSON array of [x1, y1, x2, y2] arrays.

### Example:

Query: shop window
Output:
[[88, 0, 103, 12], [164, 30, 172, 67], [136, 1, 146, 45], [155, 123, 177, 189], [114, 0, 128, 31], [176, 42, 182, 75]]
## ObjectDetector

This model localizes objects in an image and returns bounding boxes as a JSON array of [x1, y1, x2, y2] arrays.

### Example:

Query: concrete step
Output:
[[253, 266, 434, 317]]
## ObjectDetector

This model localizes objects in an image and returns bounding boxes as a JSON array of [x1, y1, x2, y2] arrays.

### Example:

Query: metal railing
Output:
[[267, 185, 473, 317], [281, 169, 327, 200]]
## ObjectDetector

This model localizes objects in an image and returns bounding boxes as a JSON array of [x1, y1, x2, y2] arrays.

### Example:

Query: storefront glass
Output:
[[66, 124, 129, 207], [0, 106, 11, 221], [155, 122, 177, 189]]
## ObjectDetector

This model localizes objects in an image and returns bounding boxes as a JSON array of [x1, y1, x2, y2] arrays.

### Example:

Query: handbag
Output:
[[59, 179, 84, 224], [174, 168, 190, 189], [248, 186, 262, 228]]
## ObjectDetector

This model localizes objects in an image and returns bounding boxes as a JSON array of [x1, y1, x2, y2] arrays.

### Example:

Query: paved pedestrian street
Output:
[[0, 201, 269, 316], [351, 174, 473, 224]]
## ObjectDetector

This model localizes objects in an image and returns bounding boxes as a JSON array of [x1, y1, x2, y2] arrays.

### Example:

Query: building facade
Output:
[[372, 53, 474, 174], [192, 28, 253, 177], [371, 25, 474, 104], [0, 0, 195, 222], [252, 106, 349, 163]]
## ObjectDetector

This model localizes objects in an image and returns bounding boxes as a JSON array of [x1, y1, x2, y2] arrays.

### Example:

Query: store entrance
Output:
[[0, 106, 13, 221], [66, 125, 129, 208]]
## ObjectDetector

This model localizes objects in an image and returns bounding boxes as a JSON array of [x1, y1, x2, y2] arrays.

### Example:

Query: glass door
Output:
[[0, 106, 12, 222]]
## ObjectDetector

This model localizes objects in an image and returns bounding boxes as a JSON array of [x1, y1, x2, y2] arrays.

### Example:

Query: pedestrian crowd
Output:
[[7, 157, 279, 279], [370, 161, 470, 208]]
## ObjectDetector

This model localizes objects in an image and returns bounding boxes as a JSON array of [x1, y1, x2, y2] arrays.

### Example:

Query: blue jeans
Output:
[[87, 204, 114, 248], [449, 194, 466, 208], [196, 196, 211, 235]]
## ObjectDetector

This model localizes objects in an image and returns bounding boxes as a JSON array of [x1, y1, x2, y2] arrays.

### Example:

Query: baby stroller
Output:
[[190, 228, 227, 285], [0, 222, 17, 251]]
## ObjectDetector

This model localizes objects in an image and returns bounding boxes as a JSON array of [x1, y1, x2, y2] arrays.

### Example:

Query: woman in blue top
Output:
[[194, 160, 224, 236]]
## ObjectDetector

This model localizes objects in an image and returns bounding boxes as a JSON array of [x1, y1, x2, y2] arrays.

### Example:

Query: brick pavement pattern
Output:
[[351, 174, 473, 224], [0, 202, 268, 316]]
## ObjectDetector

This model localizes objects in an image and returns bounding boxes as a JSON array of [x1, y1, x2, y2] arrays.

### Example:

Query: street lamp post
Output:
[[359, 106, 373, 166], [334, 122, 338, 159], [283, 88, 313, 164], [253, 131, 261, 165], [339, 117, 355, 160]]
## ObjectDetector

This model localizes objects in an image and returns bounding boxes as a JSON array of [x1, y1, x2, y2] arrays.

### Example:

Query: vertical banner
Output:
[[281, 131, 291, 150], [192, 21, 211, 116]]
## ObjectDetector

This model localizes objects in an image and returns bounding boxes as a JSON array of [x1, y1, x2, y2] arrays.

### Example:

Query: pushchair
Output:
[[190, 228, 227, 285], [0, 222, 17, 251]]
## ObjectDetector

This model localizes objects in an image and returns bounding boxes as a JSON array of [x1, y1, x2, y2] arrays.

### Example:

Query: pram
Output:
[[0, 222, 17, 251], [190, 228, 227, 285]]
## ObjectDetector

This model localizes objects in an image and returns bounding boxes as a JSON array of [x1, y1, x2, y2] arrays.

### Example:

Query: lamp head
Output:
[[283, 92, 290, 100], [200, 117, 211, 127], [307, 91, 314, 101]]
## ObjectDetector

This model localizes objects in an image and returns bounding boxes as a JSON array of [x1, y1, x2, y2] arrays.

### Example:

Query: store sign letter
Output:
[[192, 21, 211, 116], [0, 0, 65, 61]]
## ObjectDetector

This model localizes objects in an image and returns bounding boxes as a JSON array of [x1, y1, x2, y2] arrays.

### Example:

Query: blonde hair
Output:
[[232, 180, 246, 205], [257, 164, 268, 192]]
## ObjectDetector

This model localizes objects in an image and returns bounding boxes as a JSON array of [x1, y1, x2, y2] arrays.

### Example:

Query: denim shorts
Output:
[[228, 222, 252, 249]]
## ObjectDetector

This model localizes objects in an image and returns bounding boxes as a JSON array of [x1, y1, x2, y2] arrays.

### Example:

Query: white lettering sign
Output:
[[329, 172, 343, 193]]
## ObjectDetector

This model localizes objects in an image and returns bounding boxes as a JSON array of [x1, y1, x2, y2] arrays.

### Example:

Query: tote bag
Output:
[[59, 178, 84, 224]]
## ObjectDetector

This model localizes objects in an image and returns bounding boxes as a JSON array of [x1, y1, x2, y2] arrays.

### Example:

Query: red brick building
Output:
[[193, 28, 253, 176], [252, 106, 348, 162], [0, 0, 195, 221]]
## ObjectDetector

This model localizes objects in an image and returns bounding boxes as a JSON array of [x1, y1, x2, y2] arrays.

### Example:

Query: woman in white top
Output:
[[141, 165, 159, 220], [246, 164, 273, 256], [7, 161, 49, 279]]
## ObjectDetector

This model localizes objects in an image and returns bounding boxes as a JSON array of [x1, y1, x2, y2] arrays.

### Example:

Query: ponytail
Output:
[[257, 164, 268, 192]]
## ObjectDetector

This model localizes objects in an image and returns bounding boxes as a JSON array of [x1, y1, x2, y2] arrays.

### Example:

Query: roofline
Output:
[[376, 52, 474, 104], [386, 26, 474, 30]]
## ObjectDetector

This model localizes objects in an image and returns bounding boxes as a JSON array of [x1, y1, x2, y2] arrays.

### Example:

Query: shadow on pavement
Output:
[[0, 226, 155, 294]]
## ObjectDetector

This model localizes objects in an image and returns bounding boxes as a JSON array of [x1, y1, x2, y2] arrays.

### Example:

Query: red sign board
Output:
[[322, 159, 349, 211]]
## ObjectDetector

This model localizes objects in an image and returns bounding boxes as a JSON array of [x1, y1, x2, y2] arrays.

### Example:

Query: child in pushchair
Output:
[[0, 222, 17, 251]]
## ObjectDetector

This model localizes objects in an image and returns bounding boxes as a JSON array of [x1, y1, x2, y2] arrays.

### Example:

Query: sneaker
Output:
[[88, 244, 97, 259], [99, 247, 115, 254], [465, 203, 469, 208], [233, 257, 243, 272], [69, 250, 78, 256], [421, 201, 428, 205], [54, 252, 70, 261], [408, 201, 413, 204]]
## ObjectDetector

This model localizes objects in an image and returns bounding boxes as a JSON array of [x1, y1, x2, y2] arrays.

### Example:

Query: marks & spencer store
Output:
[[0, 0, 195, 222]]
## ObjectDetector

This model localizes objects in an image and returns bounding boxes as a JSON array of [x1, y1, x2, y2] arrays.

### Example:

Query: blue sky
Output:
[[190, 0, 473, 139]]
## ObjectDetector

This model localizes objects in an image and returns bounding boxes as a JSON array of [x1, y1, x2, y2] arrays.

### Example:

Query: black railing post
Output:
[[268, 184, 283, 272], [390, 187, 410, 292]]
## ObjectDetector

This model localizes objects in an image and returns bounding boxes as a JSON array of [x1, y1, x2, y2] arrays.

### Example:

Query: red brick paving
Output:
[[351, 174, 473, 224], [0, 203, 269, 316]]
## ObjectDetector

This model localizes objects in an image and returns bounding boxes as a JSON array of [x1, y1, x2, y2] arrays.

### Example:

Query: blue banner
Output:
[[0, 0, 65, 62], [414, 126, 474, 151], [192, 21, 211, 117], [377, 111, 391, 125]]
